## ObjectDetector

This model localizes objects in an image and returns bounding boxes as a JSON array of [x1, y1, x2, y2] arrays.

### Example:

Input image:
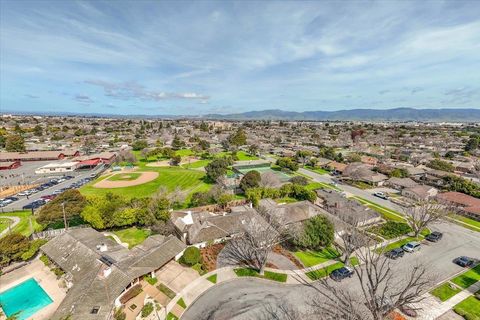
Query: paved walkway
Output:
[[0, 216, 20, 237], [412, 279, 480, 320], [102, 232, 129, 248]]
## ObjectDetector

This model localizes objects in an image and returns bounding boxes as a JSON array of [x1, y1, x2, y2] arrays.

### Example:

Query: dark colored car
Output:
[[454, 256, 475, 267], [385, 248, 405, 259], [5, 196, 19, 202], [330, 266, 354, 281], [23, 202, 41, 210], [426, 231, 443, 242]]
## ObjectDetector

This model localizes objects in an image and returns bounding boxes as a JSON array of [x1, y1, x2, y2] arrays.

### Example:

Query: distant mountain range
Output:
[[203, 108, 480, 122], [2, 107, 480, 122]]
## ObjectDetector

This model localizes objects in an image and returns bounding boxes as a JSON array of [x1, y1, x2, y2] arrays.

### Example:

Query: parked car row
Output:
[[385, 231, 444, 260], [0, 196, 19, 207], [20, 176, 92, 210]]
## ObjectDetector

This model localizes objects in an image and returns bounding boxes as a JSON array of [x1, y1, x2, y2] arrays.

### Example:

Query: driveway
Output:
[[182, 221, 480, 320], [156, 260, 200, 293]]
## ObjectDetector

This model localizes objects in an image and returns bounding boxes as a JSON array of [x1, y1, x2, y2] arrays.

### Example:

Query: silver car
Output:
[[402, 241, 421, 253]]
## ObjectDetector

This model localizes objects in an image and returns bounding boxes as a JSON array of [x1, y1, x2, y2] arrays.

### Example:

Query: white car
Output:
[[402, 241, 421, 253], [17, 191, 28, 196]]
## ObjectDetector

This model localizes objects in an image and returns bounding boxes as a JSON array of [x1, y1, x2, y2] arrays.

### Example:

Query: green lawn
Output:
[[182, 159, 211, 169], [175, 149, 194, 157], [206, 274, 217, 284], [430, 282, 462, 301], [305, 166, 330, 175], [107, 172, 141, 181], [450, 214, 480, 232], [454, 294, 480, 320], [236, 151, 259, 161], [376, 237, 420, 254], [81, 166, 212, 205], [177, 298, 187, 309], [275, 197, 298, 204], [352, 196, 405, 222], [234, 268, 288, 282], [305, 257, 359, 281], [305, 182, 324, 191], [166, 313, 179, 320], [294, 247, 340, 267], [0, 217, 12, 234], [451, 265, 480, 289], [113, 227, 151, 248], [0, 210, 42, 237]]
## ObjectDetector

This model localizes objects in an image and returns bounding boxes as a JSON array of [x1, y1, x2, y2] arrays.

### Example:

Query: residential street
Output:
[[182, 221, 480, 320]]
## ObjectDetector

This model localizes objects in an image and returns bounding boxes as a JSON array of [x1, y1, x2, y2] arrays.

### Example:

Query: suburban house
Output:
[[386, 177, 419, 190], [437, 191, 480, 221], [35, 161, 80, 174], [170, 204, 261, 246], [40, 228, 185, 320], [401, 185, 438, 201], [326, 161, 347, 174], [343, 163, 388, 186], [0, 160, 21, 170], [360, 156, 378, 166], [0, 150, 80, 162], [315, 189, 381, 226], [259, 198, 325, 226]]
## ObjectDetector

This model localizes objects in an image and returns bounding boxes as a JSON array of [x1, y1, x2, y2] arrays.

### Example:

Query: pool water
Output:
[[0, 278, 53, 320]]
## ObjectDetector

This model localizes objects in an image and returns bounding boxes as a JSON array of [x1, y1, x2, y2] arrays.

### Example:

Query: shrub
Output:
[[289, 176, 308, 186], [144, 275, 158, 285], [292, 215, 334, 250], [240, 170, 261, 191], [368, 221, 412, 239], [181, 247, 201, 266], [120, 284, 143, 304], [21, 239, 48, 261], [40, 254, 52, 266], [114, 308, 126, 320], [141, 302, 154, 318]]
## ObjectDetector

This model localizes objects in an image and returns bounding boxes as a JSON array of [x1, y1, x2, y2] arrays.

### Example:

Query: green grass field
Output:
[[107, 172, 141, 181], [430, 282, 462, 301], [450, 214, 480, 232], [236, 151, 259, 161], [175, 149, 194, 157], [451, 265, 480, 289], [294, 247, 340, 267], [454, 294, 480, 320], [81, 166, 212, 205], [0, 210, 42, 237], [113, 227, 151, 248], [182, 159, 211, 169], [305, 257, 359, 280], [0, 217, 12, 234]]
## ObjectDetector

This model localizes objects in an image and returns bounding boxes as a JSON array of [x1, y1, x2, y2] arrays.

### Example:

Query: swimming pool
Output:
[[0, 278, 53, 320]]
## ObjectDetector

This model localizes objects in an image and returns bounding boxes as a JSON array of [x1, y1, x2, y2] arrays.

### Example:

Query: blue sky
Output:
[[0, 0, 479, 115]]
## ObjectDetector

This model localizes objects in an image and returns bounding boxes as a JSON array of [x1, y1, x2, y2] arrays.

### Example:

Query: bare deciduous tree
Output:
[[260, 171, 282, 188], [403, 201, 448, 237], [304, 244, 434, 320], [221, 205, 287, 274]]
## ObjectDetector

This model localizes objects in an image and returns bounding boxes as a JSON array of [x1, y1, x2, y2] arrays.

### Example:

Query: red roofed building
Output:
[[437, 191, 480, 221], [0, 161, 21, 170]]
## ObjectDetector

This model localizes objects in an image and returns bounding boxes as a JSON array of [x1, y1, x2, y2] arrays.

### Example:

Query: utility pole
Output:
[[62, 202, 68, 230]]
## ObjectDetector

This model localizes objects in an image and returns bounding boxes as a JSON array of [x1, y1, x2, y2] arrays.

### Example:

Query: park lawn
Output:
[[0, 210, 42, 237], [376, 237, 420, 254], [107, 172, 141, 181], [182, 159, 211, 169], [81, 166, 212, 204], [132, 150, 162, 163], [430, 282, 462, 301], [234, 268, 288, 282], [454, 294, 480, 320], [236, 151, 259, 161], [451, 265, 480, 289], [0, 218, 12, 234], [305, 166, 330, 175], [113, 227, 151, 248], [175, 149, 194, 157], [294, 247, 340, 267]]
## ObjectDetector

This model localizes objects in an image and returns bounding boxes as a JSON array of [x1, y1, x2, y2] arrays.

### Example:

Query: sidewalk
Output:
[[411, 281, 480, 320]]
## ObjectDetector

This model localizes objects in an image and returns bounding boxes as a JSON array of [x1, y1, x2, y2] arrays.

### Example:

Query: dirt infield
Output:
[[93, 171, 159, 188]]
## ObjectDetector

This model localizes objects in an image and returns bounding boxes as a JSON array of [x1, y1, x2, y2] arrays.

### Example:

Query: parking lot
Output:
[[182, 221, 480, 320], [0, 165, 105, 212]]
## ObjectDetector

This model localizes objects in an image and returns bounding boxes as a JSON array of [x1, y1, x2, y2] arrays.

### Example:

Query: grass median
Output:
[[430, 282, 462, 301], [451, 265, 480, 289]]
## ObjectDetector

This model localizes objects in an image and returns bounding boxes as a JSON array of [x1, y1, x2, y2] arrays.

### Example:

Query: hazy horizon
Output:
[[1, 1, 479, 115]]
